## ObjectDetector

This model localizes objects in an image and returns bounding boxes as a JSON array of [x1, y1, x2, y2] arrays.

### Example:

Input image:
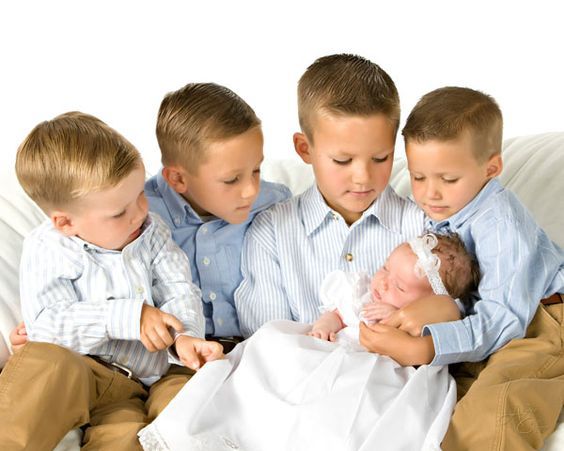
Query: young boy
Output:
[[0, 112, 223, 450], [145, 82, 291, 350], [369, 86, 564, 449], [234, 54, 458, 347]]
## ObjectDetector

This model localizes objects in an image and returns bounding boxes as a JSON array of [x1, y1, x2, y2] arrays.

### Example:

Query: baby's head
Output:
[[16, 111, 147, 250], [371, 233, 479, 309], [157, 82, 263, 224], [294, 54, 400, 225], [402, 87, 503, 221]]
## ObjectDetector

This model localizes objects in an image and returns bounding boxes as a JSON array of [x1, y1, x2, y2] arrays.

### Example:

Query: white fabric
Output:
[[1, 132, 564, 450], [139, 320, 456, 451]]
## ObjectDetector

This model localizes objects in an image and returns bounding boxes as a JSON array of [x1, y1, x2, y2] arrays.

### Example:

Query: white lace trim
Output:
[[408, 233, 450, 296]]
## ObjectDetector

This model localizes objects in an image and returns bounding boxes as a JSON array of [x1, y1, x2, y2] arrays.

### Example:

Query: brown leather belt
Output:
[[88, 355, 139, 382], [541, 293, 564, 306], [206, 336, 243, 354]]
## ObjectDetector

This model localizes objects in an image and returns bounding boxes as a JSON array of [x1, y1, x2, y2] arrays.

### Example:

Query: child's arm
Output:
[[173, 335, 224, 370], [308, 310, 345, 341], [359, 321, 435, 366], [235, 211, 294, 337]]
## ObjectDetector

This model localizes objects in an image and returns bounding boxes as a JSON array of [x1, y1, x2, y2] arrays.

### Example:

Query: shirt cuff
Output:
[[422, 321, 471, 366], [106, 299, 144, 340]]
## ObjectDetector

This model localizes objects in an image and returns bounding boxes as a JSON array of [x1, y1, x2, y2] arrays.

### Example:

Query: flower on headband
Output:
[[407, 233, 450, 296]]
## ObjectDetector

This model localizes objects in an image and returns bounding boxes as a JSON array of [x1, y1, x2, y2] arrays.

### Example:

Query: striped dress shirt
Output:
[[20, 213, 204, 383], [235, 184, 425, 337], [424, 179, 564, 365]]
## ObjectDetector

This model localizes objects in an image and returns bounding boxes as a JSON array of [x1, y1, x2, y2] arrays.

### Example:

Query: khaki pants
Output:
[[0, 342, 194, 451], [443, 304, 564, 451]]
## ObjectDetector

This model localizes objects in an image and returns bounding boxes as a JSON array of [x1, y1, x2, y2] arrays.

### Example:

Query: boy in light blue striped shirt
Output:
[[0, 112, 222, 450], [145, 83, 291, 347], [235, 54, 454, 345], [391, 87, 563, 450]]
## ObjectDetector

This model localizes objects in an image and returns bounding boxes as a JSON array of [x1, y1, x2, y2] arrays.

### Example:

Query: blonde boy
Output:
[[235, 54, 446, 345], [0, 112, 222, 450], [399, 87, 564, 450], [145, 83, 290, 349]]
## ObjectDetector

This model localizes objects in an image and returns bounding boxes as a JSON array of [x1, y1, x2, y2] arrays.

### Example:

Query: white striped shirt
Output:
[[20, 213, 204, 382], [424, 179, 564, 365], [235, 184, 425, 337]]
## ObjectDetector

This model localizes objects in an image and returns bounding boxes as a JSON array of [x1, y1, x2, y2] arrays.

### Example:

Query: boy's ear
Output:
[[293, 132, 313, 164], [486, 154, 503, 179], [50, 211, 76, 236], [162, 166, 189, 194]]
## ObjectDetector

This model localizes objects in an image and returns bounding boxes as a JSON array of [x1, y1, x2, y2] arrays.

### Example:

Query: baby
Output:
[[310, 233, 479, 343]]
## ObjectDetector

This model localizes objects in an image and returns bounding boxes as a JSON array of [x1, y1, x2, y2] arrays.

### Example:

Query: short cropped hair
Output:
[[402, 86, 503, 162], [15, 111, 141, 213], [298, 53, 400, 143], [156, 83, 261, 173], [433, 233, 480, 302]]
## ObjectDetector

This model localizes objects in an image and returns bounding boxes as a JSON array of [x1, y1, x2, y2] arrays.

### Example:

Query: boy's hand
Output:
[[308, 326, 337, 342], [359, 321, 435, 366], [379, 294, 460, 336], [174, 335, 224, 370], [9, 322, 28, 352], [140, 304, 184, 352], [361, 302, 398, 324]]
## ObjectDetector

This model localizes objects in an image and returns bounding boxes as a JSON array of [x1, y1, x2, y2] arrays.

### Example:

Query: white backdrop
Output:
[[1, 1, 563, 175]]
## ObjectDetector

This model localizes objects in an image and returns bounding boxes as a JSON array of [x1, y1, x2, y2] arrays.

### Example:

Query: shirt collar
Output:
[[301, 184, 405, 236], [426, 178, 503, 231]]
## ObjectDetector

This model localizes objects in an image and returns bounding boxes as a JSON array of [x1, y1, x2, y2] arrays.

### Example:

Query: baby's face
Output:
[[370, 243, 434, 308]]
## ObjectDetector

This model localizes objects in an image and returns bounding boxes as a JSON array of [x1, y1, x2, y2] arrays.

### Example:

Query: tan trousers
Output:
[[443, 304, 564, 451], [0, 342, 194, 451]]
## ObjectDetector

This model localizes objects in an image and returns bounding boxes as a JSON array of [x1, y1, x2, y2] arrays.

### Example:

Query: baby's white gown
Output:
[[138, 271, 456, 451]]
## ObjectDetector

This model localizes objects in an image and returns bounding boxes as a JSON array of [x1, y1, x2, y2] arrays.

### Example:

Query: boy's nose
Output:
[[241, 178, 259, 199], [426, 181, 441, 199], [352, 163, 370, 184]]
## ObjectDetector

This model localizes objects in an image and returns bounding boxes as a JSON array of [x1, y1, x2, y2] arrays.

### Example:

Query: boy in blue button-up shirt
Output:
[[362, 86, 564, 450], [145, 83, 291, 343]]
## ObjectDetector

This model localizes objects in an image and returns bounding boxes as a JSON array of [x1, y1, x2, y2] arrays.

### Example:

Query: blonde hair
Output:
[[156, 83, 261, 173], [433, 233, 480, 302], [402, 86, 503, 162], [298, 53, 400, 143], [15, 111, 141, 213]]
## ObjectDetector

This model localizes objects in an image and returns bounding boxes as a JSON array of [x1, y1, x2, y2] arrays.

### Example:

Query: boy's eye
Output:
[[442, 178, 459, 184], [372, 155, 389, 163], [224, 177, 239, 185], [112, 210, 126, 219], [332, 158, 351, 165], [411, 174, 425, 182]]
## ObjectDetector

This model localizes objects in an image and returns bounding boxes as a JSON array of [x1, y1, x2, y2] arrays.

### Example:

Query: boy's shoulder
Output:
[[252, 180, 292, 213]]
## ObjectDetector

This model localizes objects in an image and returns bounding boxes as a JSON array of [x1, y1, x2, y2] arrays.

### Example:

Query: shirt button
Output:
[[174, 216, 182, 226], [202, 226, 208, 234], [345, 253, 353, 262], [209, 292, 217, 301], [203, 257, 210, 265], [217, 318, 224, 326], [136, 286, 144, 294], [332, 213, 339, 220]]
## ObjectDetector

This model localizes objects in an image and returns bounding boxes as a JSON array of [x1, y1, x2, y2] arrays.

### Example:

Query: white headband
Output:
[[407, 233, 450, 296]]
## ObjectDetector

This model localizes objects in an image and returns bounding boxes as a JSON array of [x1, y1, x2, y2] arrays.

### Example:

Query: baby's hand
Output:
[[361, 302, 398, 324], [9, 322, 28, 352], [140, 304, 184, 352], [174, 336, 224, 370], [308, 327, 337, 342]]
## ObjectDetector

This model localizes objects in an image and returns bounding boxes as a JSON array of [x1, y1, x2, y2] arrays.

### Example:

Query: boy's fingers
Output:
[[163, 314, 184, 333]]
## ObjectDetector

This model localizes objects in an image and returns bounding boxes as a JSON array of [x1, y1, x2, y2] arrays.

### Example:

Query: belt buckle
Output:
[[110, 361, 133, 379]]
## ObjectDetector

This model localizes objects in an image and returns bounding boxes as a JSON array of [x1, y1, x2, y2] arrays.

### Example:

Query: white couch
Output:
[[1, 132, 563, 450]]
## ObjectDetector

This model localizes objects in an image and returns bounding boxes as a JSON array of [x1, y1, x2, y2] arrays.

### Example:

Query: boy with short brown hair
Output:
[[395, 86, 564, 449], [0, 112, 222, 450], [145, 83, 291, 347], [235, 54, 439, 341]]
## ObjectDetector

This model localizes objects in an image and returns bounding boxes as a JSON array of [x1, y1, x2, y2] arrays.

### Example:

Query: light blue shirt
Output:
[[145, 172, 291, 338], [235, 184, 425, 337], [424, 179, 564, 365], [20, 213, 205, 383]]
